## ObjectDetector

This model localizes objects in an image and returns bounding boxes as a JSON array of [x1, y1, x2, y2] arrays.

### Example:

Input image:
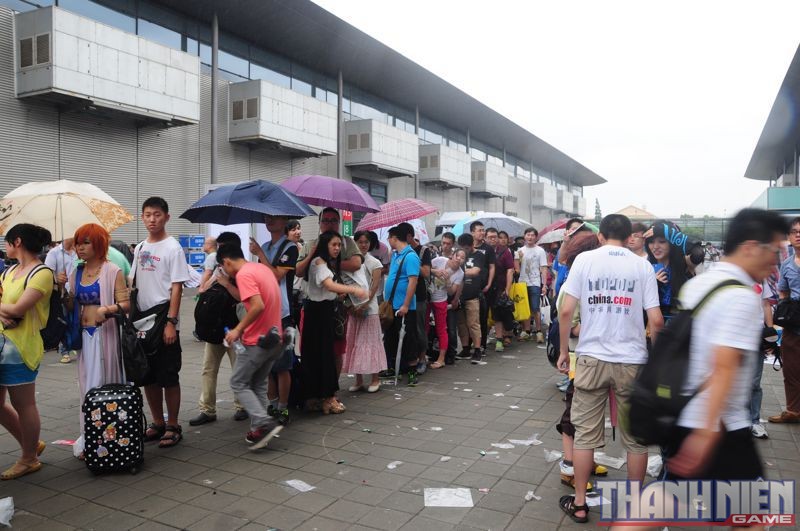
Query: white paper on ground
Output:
[[585, 493, 611, 507], [387, 461, 403, 469], [430, 427, 443, 431], [424, 488, 474, 507], [646, 454, 663, 478], [492, 393, 505, 397], [0, 497, 12, 527], [509, 405, 519, 409], [543, 449, 563, 462], [491, 443, 515, 449], [508, 433, 542, 446], [439, 456, 451, 462], [595, 452, 626, 470], [285, 479, 315, 492], [524, 491, 541, 501]]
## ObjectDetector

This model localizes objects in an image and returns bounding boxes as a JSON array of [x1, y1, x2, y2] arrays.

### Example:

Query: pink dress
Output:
[[342, 255, 387, 374]]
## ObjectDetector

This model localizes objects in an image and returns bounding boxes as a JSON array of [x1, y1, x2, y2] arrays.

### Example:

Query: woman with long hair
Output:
[[343, 231, 387, 393], [0, 223, 53, 480], [302, 231, 367, 414], [67, 223, 130, 458], [644, 220, 700, 318]]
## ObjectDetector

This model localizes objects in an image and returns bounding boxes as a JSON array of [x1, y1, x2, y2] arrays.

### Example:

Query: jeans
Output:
[[750, 351, 765, 425], [230, 343, 282, 430], [199, 342, 243, 415]]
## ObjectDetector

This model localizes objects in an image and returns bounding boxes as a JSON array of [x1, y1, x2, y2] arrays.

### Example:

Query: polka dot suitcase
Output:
[[82, 383, 145, 475]]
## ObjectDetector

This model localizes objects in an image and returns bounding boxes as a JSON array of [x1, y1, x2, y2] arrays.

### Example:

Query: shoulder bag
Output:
[[379, 254, 407, 331]]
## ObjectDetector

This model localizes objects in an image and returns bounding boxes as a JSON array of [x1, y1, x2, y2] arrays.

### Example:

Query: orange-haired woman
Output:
[[67, 223, 130, 458]]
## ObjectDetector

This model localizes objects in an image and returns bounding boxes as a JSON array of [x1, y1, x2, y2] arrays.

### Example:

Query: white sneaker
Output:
[[751, 423, 768, 439], [559, 460, 574, 476], [519, 331, 531, 341]]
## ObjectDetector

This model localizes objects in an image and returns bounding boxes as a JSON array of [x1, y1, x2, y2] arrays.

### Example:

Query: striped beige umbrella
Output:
[[0, 180, 133, 241]]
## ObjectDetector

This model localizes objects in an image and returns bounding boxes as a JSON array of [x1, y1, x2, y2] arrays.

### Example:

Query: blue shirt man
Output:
[[385, 244, 421, 311]]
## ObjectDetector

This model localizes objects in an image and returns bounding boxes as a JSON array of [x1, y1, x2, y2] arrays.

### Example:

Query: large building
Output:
[[0, 0, 605, 242], [746, 43, 800, 215]]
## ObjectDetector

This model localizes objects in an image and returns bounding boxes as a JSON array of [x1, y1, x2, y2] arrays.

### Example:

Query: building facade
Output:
[[747, 43, 800, 216], [0, 0, 605, 243]]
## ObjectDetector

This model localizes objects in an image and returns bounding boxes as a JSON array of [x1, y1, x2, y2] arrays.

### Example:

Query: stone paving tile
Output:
[[3, 293, 799, 529]]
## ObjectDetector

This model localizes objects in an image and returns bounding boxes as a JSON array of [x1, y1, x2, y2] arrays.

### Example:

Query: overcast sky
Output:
[[314, 0, 800, 218]]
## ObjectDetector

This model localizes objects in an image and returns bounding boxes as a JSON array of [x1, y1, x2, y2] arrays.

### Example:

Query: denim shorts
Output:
[[0, 335, 38, 386], [527, 285, 542, 312]]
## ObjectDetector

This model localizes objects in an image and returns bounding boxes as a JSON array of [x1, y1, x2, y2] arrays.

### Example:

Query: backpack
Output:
[[627, 279, 745, 446], [194, 282, 239, 344], [546, 319, 560, 368], [1, 264, 67, 351]]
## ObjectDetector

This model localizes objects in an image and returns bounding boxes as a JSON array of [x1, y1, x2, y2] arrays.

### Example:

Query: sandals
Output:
[[429, 361, 445, 369], [159, 425, 183, 448], [144, 422, 166, 442], [322, 399, 345, 415], [559, 494, 589, 523], [1, 459, 42, 480], [560, 473, 593, 491]]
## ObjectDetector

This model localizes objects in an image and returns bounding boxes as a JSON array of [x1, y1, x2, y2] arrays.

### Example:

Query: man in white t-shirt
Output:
[[663, 209, 788, 485], [130, 197, 190, 449], [556, 214, 662, 523], [515, 227, 549, 343]]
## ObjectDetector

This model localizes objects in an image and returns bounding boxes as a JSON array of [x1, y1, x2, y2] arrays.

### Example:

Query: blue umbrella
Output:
[[180, 180, 316, 224]]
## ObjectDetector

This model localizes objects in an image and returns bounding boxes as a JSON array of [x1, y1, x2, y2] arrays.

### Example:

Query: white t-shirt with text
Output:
[[131, 237, 190, 311], [561, 245, 660, 364], [517, 245, 548, 286]]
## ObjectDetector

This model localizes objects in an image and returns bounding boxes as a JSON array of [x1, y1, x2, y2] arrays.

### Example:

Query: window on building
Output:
[[3, 0, 52, 12], [352, 178, 387, 226], [291, 77, 312, 96], [138, 19, 181, 50], [250, 63, 290, 88], [59, 0, 135, 33]]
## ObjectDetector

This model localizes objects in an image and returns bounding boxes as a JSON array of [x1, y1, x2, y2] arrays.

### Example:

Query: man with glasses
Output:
[[296, 207, 363, 278], [768, 218, 800, 425]]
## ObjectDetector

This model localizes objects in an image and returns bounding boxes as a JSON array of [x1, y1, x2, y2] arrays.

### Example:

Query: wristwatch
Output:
[[166, 316, 179, 325]]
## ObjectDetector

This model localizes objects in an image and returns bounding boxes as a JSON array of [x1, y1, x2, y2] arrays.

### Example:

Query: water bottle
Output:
[[223, 327, 246, 355]]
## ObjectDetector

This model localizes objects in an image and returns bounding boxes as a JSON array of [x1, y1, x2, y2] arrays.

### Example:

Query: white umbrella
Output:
[[0, 180, 133, 240]]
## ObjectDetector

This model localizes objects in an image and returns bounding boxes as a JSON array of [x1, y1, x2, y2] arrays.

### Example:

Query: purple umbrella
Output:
[[281, 175, 380, 213]]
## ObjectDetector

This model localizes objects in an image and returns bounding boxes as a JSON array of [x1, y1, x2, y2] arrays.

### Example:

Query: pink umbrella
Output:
[[281, 175, 380, 213], [356, 198, 438, 231], [538, 218, 568, 238]]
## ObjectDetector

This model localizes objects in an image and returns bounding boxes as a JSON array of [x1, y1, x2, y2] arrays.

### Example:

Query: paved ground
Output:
[[1, 292, 799, 530]]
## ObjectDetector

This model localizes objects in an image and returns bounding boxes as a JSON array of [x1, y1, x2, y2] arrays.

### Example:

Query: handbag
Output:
[[116, 312, 150, 385], [774, 299, 800, 329], [333, 300, 347, 340], [509, 282, 531, 322], [379, 254, 407, 331]]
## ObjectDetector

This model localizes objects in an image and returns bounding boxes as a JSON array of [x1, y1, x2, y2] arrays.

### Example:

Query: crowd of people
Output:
[[0, 198, 798, 529]]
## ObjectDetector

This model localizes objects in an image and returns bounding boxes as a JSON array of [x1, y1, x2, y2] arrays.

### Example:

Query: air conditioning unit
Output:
[[14, 6, 199, 125]]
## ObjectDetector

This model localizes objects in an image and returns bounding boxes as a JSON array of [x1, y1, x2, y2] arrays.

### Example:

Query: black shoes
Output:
[[189, 412, 217, 426]]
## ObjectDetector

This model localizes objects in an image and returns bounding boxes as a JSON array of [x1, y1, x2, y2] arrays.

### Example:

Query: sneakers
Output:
[[536, 331, 544, 344], [494, 340, 504, 352], [768, 410, 800, 423], [416, 361, 427, 375], [751, 423, 769, 439], [246, 422, 283, 450], [378, 368, 396, 378], [189, 412, 217, 426], [518, 331, 531, 341], [233, 409, 249, 421], [407, 371, 418, 386], [456, 348, 472, 359], [559, 460, 574, 476], [470, 349, 483, 364], [267, 404, 278, 417], [276, 409, 290, 426], [59, 352, 72, 364]]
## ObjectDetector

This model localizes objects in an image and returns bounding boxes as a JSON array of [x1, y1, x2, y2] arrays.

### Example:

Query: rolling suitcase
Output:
[[83, 383, 145, 475]]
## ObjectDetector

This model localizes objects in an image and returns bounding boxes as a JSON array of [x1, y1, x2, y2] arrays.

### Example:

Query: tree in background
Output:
[[594, 199, 602, 222]]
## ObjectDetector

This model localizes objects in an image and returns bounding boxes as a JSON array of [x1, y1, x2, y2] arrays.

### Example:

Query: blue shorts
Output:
[[0, 335, 38, 386], [527, 286, 542, 313]]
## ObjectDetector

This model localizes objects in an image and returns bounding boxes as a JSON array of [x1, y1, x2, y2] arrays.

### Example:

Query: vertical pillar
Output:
[[337, 70, 344, 179], [465, 129, 471, 211], [529, 159, 534, 224], [210, 13, 219, 184], [414, 105, 420, 198], [501, 148, 507, 214]]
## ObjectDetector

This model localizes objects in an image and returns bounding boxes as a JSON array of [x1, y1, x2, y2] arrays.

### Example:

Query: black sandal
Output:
[[144, 423, 166, 442], [559, 494, 589, 523], [158, 424, 182, 448]]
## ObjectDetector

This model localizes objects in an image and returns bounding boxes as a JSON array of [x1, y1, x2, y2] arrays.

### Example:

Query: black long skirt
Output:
[[301, 299, 339, 400]]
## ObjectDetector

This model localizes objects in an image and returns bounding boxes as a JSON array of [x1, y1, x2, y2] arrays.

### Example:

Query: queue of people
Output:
[[1, 202, 798, 531]]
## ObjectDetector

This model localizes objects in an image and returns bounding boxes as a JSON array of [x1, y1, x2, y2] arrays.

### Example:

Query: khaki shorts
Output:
[[571, 356, 647, 454]]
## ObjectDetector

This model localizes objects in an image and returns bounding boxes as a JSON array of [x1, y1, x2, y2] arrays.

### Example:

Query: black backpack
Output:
[[194, 282, 239, 345], [628, 279, 744, 446], [2, 264, 67, 351]]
